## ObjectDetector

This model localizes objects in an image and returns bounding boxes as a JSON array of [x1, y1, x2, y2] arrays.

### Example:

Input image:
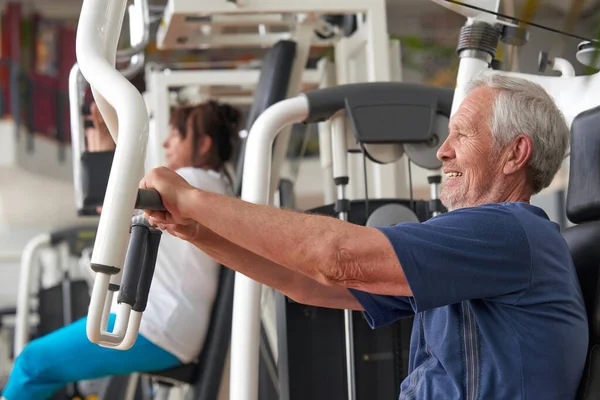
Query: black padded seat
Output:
[[561, 105, 600, 400], [149, 362, 199, 385]]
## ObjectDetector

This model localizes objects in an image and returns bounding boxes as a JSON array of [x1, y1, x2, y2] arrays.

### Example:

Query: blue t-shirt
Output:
[[350, 202, 588, 400]]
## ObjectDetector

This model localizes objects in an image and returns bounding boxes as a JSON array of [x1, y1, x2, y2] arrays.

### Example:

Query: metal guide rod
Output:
[[428, 174, 442, 217], [331, 113, 356, 400]]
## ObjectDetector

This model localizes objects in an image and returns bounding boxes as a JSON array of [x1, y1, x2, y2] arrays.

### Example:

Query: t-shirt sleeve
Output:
[[349, 288, 415, 328], [175, 167, 197, 186], [348, 204, 533, 323]]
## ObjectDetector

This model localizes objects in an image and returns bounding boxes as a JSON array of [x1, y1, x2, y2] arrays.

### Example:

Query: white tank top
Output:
[[112, 167, 227, 363]]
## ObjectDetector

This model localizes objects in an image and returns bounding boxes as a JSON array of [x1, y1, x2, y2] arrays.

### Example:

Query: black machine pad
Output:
[[562, 105, 600, 400], [233, 40, 297, 196], [566, 105, 600, 224], [79, 151, 114, 216]]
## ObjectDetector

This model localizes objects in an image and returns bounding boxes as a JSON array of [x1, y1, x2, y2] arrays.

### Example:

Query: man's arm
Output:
[[182, 189, 411, 297], [188, 224, 363, 311]]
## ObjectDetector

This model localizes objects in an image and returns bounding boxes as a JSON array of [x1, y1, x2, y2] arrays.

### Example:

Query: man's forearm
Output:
[[182, 188, 408, 297], [184, 189, 349, 284], [189, 225, 361, 310]]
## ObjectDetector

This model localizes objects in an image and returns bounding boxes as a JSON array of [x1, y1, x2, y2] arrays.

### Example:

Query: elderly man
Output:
[[141, 75, 588, 399]]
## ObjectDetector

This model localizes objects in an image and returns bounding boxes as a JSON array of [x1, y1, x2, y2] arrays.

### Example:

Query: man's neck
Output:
[[489, 176, 532, 205]]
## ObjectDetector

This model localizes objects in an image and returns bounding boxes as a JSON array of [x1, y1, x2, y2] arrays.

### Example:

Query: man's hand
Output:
[[140, 167, 201, 241]]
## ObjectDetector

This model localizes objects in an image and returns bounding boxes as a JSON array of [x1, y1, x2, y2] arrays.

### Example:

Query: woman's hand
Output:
[[86, 103, 116, 152], [140, 167, 202, 241]]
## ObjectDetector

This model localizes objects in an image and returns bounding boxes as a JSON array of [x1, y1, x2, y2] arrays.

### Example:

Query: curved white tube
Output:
[[86, 273, 110, 343], [231, 95, 309, 400], [14, 234, 51, 357], [552, 57, 575, 78], [90, 0, 126, 144], [113, 311, 142, 350], [77, 0, 150, 348]]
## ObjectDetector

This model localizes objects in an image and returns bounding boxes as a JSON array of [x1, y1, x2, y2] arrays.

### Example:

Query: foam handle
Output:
[[133, 229, 162, 312], [135, 189, 165, 211], [117, 224, 148, 306]]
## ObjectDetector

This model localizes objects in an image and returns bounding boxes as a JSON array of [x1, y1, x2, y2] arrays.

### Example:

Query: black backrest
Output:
[[191, 266, 235, 399], [233, 40, 297, 196], [562, 105, 600, 400], [37, 280, 90, 337], [566, 106, 600, 224]]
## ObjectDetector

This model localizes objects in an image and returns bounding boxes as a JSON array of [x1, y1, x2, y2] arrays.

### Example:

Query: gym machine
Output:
[[155, 0, 407, 202], [75, 0, 399, 351], [232, 1, 600, 399], [236, 81, 452, 400], [9, 226, 98, 399], [72, 0, 331, 397], [73, 1, 409, 399]]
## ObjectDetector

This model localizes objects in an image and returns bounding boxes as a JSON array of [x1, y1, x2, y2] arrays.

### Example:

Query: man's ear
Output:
[[503, 135, 533, 175]]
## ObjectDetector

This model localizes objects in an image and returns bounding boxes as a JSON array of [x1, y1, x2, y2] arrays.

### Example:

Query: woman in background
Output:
[[1, 100, 242, 400]]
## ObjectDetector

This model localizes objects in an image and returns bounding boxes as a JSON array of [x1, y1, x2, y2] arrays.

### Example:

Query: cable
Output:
[[443, 0, 597, 43], [407, 158, 414, 212], [361, 145, 370, 221]]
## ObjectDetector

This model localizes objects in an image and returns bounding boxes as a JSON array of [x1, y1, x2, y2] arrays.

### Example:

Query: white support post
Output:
[[259, 16, 317, 374], [230, 96, 310, 400], [316, 58, 337, 205], [365, 0, 409, 200], [389, 38, 403, 82], [333, 33, 361, 201]]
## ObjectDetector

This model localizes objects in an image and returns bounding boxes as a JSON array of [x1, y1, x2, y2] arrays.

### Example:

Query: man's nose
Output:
[[436, 137, 455, 161]]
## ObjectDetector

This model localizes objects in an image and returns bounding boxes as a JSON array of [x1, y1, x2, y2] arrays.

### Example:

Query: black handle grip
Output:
[[117, 224, 148, 307], [133, 229, 162, 312], [135, 189, 166, 211]]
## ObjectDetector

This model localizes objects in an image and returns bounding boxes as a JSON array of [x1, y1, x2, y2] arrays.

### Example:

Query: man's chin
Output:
[[440, 192, 460, 212]]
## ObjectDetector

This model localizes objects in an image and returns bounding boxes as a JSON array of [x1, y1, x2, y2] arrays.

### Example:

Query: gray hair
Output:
[[465, 74, 569, 194]]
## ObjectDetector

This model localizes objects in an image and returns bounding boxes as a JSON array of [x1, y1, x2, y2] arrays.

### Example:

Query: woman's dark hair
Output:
[[169, 100, 242, 179]]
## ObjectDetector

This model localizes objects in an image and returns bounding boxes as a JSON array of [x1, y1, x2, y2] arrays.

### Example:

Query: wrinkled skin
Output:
[[436, 86, 534, 211]]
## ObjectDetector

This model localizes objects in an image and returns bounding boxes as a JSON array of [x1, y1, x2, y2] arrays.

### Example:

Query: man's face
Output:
[[436, 86, 503, 211]]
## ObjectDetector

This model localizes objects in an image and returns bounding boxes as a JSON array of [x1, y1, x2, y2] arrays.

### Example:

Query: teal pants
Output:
[[2, 314, 181, 400]]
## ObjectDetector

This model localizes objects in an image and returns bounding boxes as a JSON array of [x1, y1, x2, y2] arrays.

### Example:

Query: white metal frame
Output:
[[233, 95, 310, 400], [144, 66, 322, 170], [157, 0, 388, 49], [223, 1, 399, 398], [14, 234, 51, 356]]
